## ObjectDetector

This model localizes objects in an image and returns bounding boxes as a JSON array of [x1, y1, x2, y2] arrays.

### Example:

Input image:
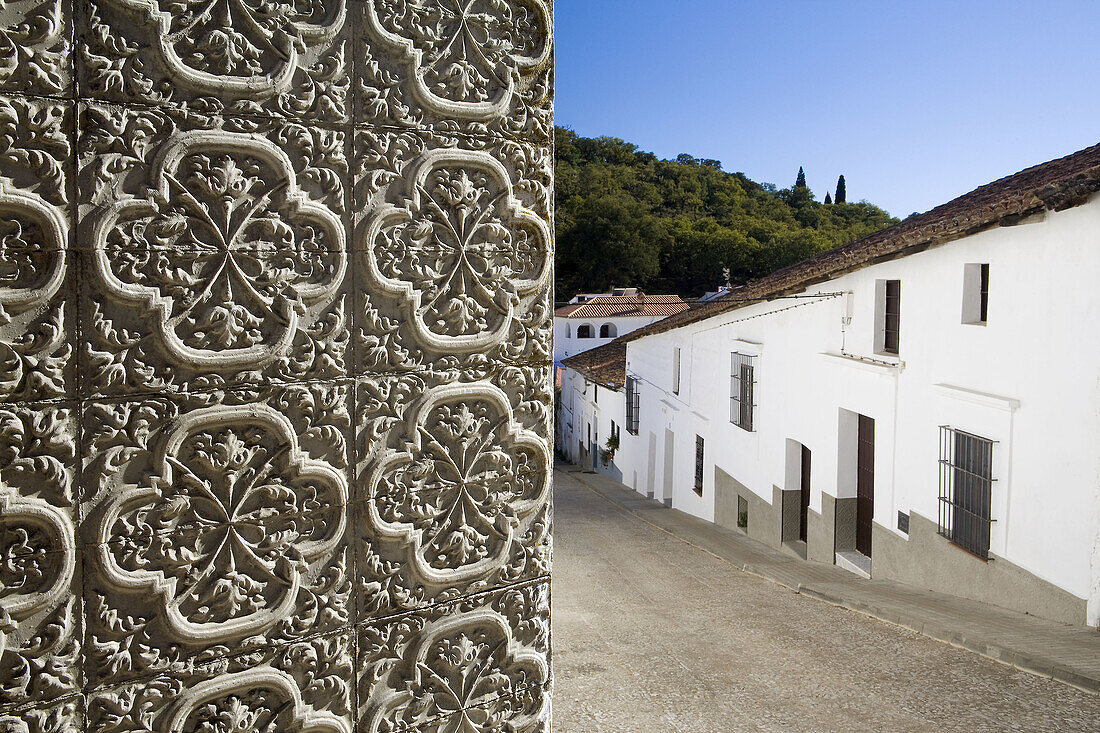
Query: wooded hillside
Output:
[[555, 128, 897, 298]]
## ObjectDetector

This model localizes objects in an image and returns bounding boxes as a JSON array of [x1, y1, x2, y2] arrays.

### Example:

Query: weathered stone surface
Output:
[[0, 0, 72, 97], [353, 0, 555, 143], [0, 0, 552, 727]]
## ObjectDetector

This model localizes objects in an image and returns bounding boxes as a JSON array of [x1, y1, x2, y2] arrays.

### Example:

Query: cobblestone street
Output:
[[552, 468, 1100, 732]]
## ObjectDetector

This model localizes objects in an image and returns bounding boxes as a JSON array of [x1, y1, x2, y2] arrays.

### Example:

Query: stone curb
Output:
[[564, 467, 1100, 696]]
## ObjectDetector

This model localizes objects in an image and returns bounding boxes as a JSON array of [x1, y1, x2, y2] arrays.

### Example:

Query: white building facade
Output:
[[560, 146, 1100, 627], [557, 366, 626, 481], [553, 291, 687, 368]]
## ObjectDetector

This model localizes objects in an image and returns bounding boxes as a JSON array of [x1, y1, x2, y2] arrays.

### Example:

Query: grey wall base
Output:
[[714, 468, 781, 547], [807, 498, 834, 564], [713, 471, 1083, 627], [872, 513, 1086, 626], [779, 488, 801, 543]]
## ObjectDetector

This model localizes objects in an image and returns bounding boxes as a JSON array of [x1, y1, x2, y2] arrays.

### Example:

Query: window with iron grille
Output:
[[730, 353, 756, 431], [672, 347, 681, 395], [938, 426, 995, 560], [694, 435, 704, 496], [625, 376, 640, 435]]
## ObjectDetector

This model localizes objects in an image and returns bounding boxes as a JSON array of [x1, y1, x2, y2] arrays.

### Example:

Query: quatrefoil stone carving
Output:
[[106, 0, 346, 96], [365, 382, 551, 585], [363, 149, 551, 353], [362, 608, 548, 732], [96, 404, 347, 644], [364, 0, 552, 121], [91, 130, 346, 370]]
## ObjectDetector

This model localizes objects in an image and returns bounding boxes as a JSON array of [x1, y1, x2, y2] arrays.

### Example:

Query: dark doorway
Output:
[[799, 445, 811, 542], [856, 414, 875, 557]]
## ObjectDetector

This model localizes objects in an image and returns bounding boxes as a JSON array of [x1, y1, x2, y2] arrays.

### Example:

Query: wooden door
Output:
[[799, 445, 811, 542], [856, 415, 875, 557]]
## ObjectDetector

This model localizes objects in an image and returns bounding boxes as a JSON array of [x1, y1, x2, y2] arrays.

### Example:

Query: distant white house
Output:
[[553, 289, 688, 375], [560, 142, 1100, 628]]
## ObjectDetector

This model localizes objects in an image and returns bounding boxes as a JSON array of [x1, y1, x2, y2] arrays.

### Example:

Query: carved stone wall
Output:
[[0, 1, 553, 730]]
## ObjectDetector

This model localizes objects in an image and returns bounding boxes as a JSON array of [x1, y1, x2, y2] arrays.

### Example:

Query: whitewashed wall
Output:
[[613, 196, 1100, 624], [559, 369, 626, 475], [554, 314, 669, 364]]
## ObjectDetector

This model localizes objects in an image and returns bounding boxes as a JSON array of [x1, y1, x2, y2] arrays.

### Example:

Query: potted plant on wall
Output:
[[600, 433, 619, 466]]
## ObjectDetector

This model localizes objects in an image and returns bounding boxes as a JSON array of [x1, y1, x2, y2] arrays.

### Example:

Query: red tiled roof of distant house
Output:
[[554, 294, 689, 319]]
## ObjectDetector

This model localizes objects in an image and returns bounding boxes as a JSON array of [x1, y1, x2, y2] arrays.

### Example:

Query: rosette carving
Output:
[[364, 0, 551, 121], [363, 150, 550, 353], [362, 608, 548, 732], [91, 130, 345, 370], [365, 382, 550, 585], [95, 404, 347, 644]]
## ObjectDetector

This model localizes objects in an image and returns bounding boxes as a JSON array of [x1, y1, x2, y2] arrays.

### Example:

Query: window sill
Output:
[[820, 351, 905, 373], [934, 383, 1019, 412]]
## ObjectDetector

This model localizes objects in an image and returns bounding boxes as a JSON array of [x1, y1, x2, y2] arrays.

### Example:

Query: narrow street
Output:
[[551, 468, 1100, 732]]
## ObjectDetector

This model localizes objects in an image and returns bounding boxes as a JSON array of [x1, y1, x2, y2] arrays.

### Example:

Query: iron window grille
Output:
[[730, 352, 757, 431], [938, 426, 996, 560], [694, 435, 704, 496], [625, 376, 640, 435]]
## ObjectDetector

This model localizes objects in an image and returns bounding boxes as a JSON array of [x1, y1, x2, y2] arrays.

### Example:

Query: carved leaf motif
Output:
[[364, 150, 549, 353], [97, 405, 347, 644], [0, 0, 68, 95], [366, 383, 549, 586], [93, 131, 346, 371]]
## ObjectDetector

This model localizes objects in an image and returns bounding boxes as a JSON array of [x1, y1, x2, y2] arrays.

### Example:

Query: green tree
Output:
[[556, 195, 665, 294], [553, 127, 895, 298], [795, 166, 807, 189], [824, 191, 833, 205], [835, 175, 847, 204]]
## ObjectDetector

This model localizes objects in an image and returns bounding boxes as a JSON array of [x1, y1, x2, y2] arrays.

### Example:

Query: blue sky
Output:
[[555, 1, 1100, 218]]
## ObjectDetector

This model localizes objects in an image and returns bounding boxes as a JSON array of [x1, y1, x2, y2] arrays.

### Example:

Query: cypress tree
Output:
[[795, 166, 807, 189], [835, 175, 847, 204], [824, 192, 832, 205]]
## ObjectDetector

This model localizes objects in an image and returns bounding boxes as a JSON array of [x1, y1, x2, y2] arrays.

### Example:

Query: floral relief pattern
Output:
[[164, 668, 350, 733], [0, 0, 70, 95], [0, 95, 72, 403], [358, 583, 550, 733], [96, 404, 347, 645], [91, 130, 346, 373], [0, 405, 77, 706], [364, 0, 551, 119], [5, 0, 552, 721], [365, 382, 549, 589], [82, 0, 348, 118], [86, 632, 353, 732], [357, 0, 553, 140], [363, 149, 550, 353]]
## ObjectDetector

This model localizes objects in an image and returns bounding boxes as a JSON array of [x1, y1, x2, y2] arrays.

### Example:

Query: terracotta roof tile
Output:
[[554, 294, 688, 319]]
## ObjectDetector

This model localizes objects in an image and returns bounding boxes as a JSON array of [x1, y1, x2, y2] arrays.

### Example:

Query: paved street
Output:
[[551, 468, 1100, 732]]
